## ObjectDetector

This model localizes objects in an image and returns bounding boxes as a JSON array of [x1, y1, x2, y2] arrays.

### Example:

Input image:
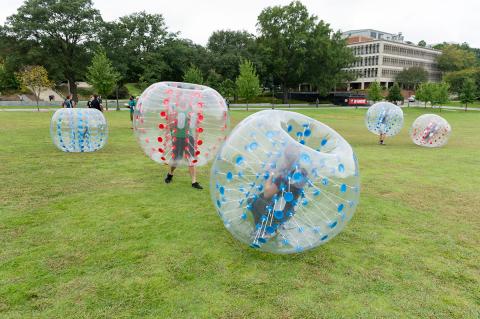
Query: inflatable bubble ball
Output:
[[133, 82, 229, 166], [210, 110, 360, 254], [365, 102, 404, 137], [50, 108, 108, 152], [410, 114, 452, 147]]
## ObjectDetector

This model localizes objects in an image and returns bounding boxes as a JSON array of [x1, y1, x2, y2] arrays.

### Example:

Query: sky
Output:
[[1, 0, 480, 47]]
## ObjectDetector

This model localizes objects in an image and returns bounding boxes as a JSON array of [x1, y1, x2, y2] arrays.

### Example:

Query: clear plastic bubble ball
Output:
[[410, 114, 452, 147], [365, 102, 404, 136], [133, 82, 229, 166], [210, 110, 360, 254], [50, 108, 108, 152]]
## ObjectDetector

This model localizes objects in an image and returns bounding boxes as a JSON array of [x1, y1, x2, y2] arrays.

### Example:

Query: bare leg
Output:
[[189, 166, 196, 183], [379, 133, 385, 145], [190, 165, 203, 189], [169, 166, 177, 175]]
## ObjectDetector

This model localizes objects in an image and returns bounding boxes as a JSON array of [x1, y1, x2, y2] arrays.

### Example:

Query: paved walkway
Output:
[[1, 105, 478, 112]]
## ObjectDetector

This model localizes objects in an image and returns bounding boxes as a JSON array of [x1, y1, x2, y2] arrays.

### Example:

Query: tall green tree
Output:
[[218, 79, 236, 99], [387, 83, 403, 104], [86, 50, 120, 110], [436, 45, 477, 72], [0, 59, 19, 91], [207, 30, 260, 81], [459, 78, 477, 111], [416, 82, 434, 108], [236, 60, 261, 107], [183, 65, 204, 84], [431, 82, 450, 108], [98, 12, 176, 84], [443, 67, 480, 94], [5, 0, 102, 101], [368, 81, 383, 102], [256, 1, 353, 103], [396, 67, 428, 90]]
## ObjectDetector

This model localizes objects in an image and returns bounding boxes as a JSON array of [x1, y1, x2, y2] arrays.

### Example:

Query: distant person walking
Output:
[[128, 95, 136, 126], [88, 94, 103, 112]]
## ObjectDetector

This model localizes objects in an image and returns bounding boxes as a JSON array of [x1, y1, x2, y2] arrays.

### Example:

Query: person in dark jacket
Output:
[[89, 94, 103, 112]]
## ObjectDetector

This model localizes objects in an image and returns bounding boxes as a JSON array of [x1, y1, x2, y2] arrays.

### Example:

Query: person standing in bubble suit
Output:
[[248, 143, 308, 248], [164, 102, 203, 189], [377, 108, 389, 145]]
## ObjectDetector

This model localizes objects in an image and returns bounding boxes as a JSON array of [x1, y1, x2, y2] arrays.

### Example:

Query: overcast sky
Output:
[[2, 0, 479, 47]]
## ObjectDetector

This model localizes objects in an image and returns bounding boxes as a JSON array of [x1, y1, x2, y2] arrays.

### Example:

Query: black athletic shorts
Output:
[[173, 135, 195, 160]]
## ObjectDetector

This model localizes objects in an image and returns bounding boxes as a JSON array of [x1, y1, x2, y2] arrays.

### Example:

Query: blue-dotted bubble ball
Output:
[[134, 82, 229, 167], [210, 110, 360, 254], [410, 114, 451, 147], [50, 108, 108, 152], [365, 102, 404, 137]]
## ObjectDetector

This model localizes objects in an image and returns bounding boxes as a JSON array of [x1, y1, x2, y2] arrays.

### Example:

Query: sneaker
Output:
[[165, 173, 173, 183], [192, 182, 203, 189]]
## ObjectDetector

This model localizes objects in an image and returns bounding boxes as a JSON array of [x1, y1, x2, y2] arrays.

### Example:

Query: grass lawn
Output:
[[0, 108, 479, 318]]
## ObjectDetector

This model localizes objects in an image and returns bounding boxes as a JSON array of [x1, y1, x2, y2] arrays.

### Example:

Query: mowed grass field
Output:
[[0, 108, 479, 318]]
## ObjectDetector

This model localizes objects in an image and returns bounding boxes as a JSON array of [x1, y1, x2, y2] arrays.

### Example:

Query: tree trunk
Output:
[[282, 82, 288, 104], [116, 86, 120, 111], [68, 77, 78, 103], [465, 103, 467, 112]]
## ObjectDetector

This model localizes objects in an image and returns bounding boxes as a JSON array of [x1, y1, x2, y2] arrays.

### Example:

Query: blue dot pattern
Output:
[[365, 102, 404, 137], [210, 110, 360, 254], [50, 108, 108, 152]]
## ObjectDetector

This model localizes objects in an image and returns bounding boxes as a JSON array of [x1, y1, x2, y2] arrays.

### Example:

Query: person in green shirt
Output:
[[164, 109, 202, 189], [128, 96, 136, 127]]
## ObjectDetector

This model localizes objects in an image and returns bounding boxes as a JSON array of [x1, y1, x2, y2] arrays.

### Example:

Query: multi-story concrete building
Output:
[[341, 29, 442, 90]]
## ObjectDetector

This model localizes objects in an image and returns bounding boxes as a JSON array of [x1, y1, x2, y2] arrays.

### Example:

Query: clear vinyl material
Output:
[[210, 110, 360, 254], [365, 102, 404, 137], [50, 108, 108, 152], [133, 82, 229, 166], [410, 114, 451, 147]]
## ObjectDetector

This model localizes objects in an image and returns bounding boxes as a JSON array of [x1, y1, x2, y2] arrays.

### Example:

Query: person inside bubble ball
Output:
[[164, 106, 203, 189], [377, 108, 389, 145], [248, 144, 308, 248], [421, 121, 439, 143]]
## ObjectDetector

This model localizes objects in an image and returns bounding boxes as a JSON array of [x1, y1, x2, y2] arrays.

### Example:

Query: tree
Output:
[[205, 69, 223, 91], [436, 45, 477, 72], [183, 65, 203, 84], [16, 65, 52, 111], [207, 30, 260, 81], [218, 79, 236, 99], [0, 59, 19, 91], [256, 1, 354, 103], [396, 67, 428, 90], [367, 81, 383, 103], [431, 82, 450, 108], [418, 40, 427, 47], [236, 60, 261, 108], [443, 67, 480, 94], [387, 83, 403, 104], [86, 50, 120, 110], [5, 0, 103, 101], [459, 78, 477, 111], [416, 82, 434, 108]]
